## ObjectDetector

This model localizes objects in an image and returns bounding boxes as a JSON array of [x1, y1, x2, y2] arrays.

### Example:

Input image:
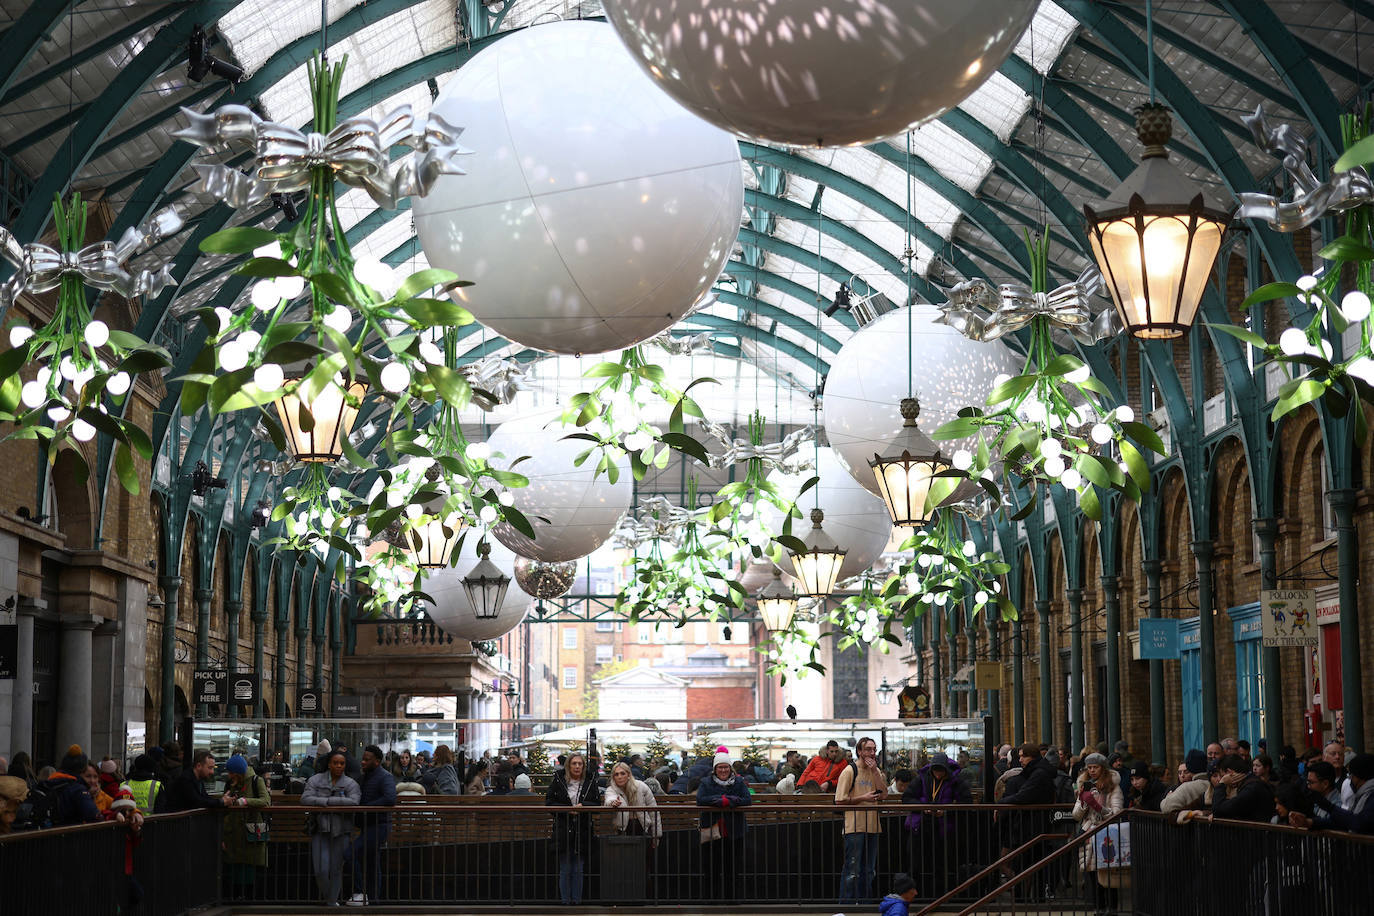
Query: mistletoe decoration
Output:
[[932, 231, 1166, 521], [561, 344, 714, 482], [1218, 103, 1374, 437], [897, 509, 1015, 622], [0, 194, 176, 492]]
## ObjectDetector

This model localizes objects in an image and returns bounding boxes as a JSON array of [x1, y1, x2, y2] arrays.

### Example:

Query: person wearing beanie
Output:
[[510, 773, 533, 795], [222, 753, 272, 897], [1162, 752, 1214, 816], [903, 750, 972, 897], [98, 758, 122, 797], [122, 754, 164, 814], [880, 872, 919, 916], [1073, 750, 1124, 914], [159, 742, 184, 783], [1128, 762, 1167, 811], [30, 744, 100, 827], [697, 748, 751, 901]]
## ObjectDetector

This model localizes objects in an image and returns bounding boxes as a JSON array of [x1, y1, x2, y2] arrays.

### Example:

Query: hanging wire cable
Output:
[[1146, 0, 1157, 104], [814, 208, 823, 507], [905, 130, 914, 400]]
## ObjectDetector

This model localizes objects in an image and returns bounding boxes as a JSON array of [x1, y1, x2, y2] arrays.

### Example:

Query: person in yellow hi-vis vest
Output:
[[120, 754, 163, 814]]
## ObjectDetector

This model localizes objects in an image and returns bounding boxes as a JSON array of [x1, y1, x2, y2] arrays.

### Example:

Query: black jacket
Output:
[[1131, 778, 1168, 812], [1002, 757, 1058, 805], [545, 772, 602, 853], [1211, 774, 1275, 822], [357, 765, 397, 829], [163, 770, 220, 812]]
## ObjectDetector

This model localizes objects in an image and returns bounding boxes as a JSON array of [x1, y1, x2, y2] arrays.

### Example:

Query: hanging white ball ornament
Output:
[[72, 419, 96, 442], [379, 361, 411, 393], [1115, 405, 1136, 423], [1043, 454, 1066, 477], [1296, 274, 1319, 291], [218, 341, 249, 373], [1342, 290, 1372, 323], [1279, 327, 1309, 357], [952, 449, 973, 471], [9, 326, 33, 347], [413, 22, 743, 355], [1065, 364, 1091, 385], [420, 537, 529, 642], [254, 363, 284, 393], [1091, 423, 1114, 445], [20, 380, 45, 408], [1060, 467, 1083, 490], [275, 274, 305, 300], [83, 321, 110, 348]]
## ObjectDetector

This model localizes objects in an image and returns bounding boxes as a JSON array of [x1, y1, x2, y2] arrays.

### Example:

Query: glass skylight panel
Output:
[[1015, 2, 1078, 74], [903, 122, 993, 192], [352, 214, 414, 263], [499, 1, 606, 32], [219, 0, 362, 76], [332, 188, 376, 233], [958, 71, 1031, 143]]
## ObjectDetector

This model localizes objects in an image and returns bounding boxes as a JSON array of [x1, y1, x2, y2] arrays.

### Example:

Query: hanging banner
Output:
[[1260, 589, 1318, 647], [1138, 618, 1180, 659], [297, 688, 323, 715], [230, 672, 259, 707]]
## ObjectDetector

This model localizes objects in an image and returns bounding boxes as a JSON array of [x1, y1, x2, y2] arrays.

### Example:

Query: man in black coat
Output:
[[1211, 754, 1275, 822], [346, 745, 397, 905], [163, 749, 229, 812], [998, 744, 1058, 898]]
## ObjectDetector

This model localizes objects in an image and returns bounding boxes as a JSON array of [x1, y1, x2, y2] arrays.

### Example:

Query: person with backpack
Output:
[[30, 745, 101, 828], [221, 754, 272, 899], [122, 754, 165, 814], [836, 736, 886, 905]]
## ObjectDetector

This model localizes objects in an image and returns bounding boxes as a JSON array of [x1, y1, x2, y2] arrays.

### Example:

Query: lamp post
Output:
[[463, 540, 511, 620], [789, 508, 846, 598], [870, 396, 950, 527]]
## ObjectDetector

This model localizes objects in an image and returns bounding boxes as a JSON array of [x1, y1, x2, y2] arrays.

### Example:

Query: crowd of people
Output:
[[1, 733, 1369, 911]]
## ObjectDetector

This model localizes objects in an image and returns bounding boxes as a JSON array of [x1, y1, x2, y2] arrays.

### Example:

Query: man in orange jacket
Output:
[[798, 740, 849, 792]]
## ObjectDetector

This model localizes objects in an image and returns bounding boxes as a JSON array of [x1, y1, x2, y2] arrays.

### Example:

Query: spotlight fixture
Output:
[[191, 460, 228, 497], [825, 283, 852, 317], [271, 192, 300, 222], [187, 25, 244, 84], [249, 499, 272, 530]]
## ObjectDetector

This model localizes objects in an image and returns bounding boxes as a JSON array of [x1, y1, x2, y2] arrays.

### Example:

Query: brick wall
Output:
[[687, 686, 754, 720]]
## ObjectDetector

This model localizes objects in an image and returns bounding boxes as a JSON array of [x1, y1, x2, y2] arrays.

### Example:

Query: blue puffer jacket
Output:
[[879, 893, 911, 916], [670, 757, 712, 794], [696, 774, 751, 837]]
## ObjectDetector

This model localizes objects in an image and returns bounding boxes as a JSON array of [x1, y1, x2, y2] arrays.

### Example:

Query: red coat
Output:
[[798, 755, 848, 789]]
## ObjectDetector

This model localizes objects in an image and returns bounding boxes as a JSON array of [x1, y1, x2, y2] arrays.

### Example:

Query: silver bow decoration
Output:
[[649, 330, 715, 355], [0, 207, 183, 310], [698, 419, 816, 472], [934, 266, 1118, 345], [1237, 104, 1374, 232], [462, 357, 529, 411], [174, 103, 471, 210]]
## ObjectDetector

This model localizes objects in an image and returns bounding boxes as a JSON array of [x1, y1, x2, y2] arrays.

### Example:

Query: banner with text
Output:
[[1139, 618, 1180, 659], [1260, 589, 1318, 647]]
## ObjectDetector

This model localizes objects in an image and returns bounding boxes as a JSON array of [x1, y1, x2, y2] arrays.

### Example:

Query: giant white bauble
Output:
[[420, 537, 529, 642], [759, 446, 892, 582], [413, 21, 744, 354], [485, 413, 633, 562], [823, 304, 1021, 495], [602, 0, 1036, 147]]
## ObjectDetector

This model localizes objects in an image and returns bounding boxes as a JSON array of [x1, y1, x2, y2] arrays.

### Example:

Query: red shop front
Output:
[[1303, 585, 1344, 748]]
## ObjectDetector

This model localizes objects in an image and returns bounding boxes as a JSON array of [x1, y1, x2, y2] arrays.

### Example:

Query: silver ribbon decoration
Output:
[[698, 419, 816, 471], [0, 207, 183, 310], [934, 266, 1119, 345], [462, 357, 529, 411], [649, 330, 714, 355], [1237, 104, 1374, 232], [174, 104, 471, 211]]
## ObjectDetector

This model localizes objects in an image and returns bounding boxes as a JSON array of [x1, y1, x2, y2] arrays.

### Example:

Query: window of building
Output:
[[637, 625, 651, 644], [595, 620, 615, 632], [595, 644, 613, 664], [694, 622, 708, 644], [563, 667, 577, 688], [563, 628, 577, 649]]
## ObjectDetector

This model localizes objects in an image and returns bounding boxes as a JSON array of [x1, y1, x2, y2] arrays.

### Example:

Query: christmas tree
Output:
[[691, 733, 719, 762], [741, 735, 769, 770], [644, 730, 672, 766], [605, 741, 632, 766], [527, 738, 551, 775]]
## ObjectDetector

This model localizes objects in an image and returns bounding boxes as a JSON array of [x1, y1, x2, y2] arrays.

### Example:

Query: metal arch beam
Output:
[[1211, 0, 1343, 160], [713, 291, 842, 353], [999, 57, 1135, 181], [1058, 0, 1307, 302], [0, 2, 79, 100], [1055, 80, 1214, 172], [737, 226, 945, 307], [5, 3, 240, 253]]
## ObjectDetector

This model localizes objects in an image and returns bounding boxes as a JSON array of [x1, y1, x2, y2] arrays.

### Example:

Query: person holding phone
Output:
[[835, 736, 885, 904]]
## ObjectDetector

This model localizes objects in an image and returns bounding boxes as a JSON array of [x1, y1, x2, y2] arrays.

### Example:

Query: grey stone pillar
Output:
[[159, 576, 182, 744], [1143, 559, 1166, 767], [10, 598, 43, 756], [1101, 574, 1121, 750], [57, 616, 100, 754], [1067, 588, 1084, 753], [252, 607, 267, 719], [225, 599, 242, 672]]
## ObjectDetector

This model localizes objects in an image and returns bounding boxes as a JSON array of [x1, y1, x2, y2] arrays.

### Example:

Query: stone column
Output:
[[1193, 540, 1218, 745], [1066, 587, 1085, 753], [276, 624, 290, 717], [1036, 598, 1053, 746], [313, 631, 326, 692], [1254, 518, 1283, 751], [194, 588, 213, 718], [224, 599, 242, 672], [1328, 490, 1365, 752], [251, 607, 267, 719], [10, 598, 44, 755], [1101, 574, 1121, 750], [1012, 616, 1025, 745], [159, 576, 182, 744], [57, 616, 100, 754], [988, 616, 1002, 740], [1143, 559, 1166, 767]]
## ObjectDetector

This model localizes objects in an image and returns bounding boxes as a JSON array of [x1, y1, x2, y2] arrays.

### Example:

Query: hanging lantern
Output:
[[1083, 104, 1231, 340], [404, 517, 465, 569], [463, 540, 511, 620], [875, 676, 896, 706], [869, 397, 951, 528], [757, 566, 799, 633], [273, 379, 367, 463], [789, 507, 846, 598]]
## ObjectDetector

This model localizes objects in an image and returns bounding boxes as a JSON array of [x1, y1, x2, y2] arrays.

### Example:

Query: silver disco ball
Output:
[[513, 556, 578, 600]]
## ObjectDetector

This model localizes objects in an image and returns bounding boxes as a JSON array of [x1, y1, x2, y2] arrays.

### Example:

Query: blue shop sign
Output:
[[1139, 618, 1180, 659]]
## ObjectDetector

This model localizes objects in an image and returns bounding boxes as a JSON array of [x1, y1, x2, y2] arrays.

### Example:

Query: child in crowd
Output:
[[879, 873, 918, 916]]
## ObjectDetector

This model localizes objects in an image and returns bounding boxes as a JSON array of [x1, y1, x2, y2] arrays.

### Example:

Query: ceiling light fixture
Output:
[[463, 540, 511, 621], [187, 25, 245, 84], [757, 566, 798, 633]]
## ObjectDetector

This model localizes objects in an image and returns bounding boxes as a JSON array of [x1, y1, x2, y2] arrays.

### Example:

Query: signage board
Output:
[[1139, 618, 1180, 659], [1260, 589, 1318, 647], [230, 672, 259, 707], [297, 688, 323, 716], [974, 661, 1004, 690], [193, 668, 227, 705], [897, 683, 931, 719], [333, 695, 362, 718], [0, 624, 15, 679]]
